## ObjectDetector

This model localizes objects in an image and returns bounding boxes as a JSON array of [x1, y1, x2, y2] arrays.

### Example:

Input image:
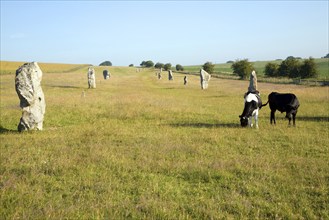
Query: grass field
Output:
[[184, 58, 329, 79], [1, 63, 328, 219]]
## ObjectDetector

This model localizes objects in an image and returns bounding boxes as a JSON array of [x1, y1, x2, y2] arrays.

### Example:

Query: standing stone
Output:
[[184, 76, 188, 85], [87, 67, 96, 88], [200, 69, 211, 89], [248, 70, 258, 92], [15, 62, 46, 132], [158, 72, 162, 79], [103, 70, 110, 79], [168, 70, 173, 80]]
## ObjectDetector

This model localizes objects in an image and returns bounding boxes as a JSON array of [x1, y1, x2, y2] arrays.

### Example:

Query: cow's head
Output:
[[239, 93, 260, 127], [239, 115, 249, 127]]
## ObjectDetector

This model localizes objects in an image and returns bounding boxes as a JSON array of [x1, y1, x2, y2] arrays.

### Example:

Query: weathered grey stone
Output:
[[248, 70, 257, 92], [103, 70, 110, 79], [88, 67, 96, 88], [168, 70, 173, 80], [200, 69, 211, 89], [15, 62, 46, 132]]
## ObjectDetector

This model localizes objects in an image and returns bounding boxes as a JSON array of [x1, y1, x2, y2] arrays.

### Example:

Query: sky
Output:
[[1, 1, 328, 66]]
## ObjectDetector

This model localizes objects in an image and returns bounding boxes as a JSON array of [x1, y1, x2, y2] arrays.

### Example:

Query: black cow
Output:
[[262, 92, 300, 126]]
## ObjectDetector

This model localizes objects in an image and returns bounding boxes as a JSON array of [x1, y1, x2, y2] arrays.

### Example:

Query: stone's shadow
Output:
[[297, 116, 329, 122], [162, 87, 183, 90], [0, 125, 17, 134], [205, 95, 230, 98], [170, 122, 239, 128], [45, 84, 82, 89]]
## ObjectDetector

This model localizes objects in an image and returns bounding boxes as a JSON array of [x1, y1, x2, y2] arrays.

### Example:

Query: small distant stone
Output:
[[88, 67, 96, 88], [168, 70, 173, 80]]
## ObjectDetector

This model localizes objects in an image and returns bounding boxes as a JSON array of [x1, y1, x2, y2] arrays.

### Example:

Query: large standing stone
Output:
[[248, 70, 258, 92], [200, 69, 211, 89], [168, 70, 173, 80], [15, 62, 46, 132], [88, 67, 96, 88]]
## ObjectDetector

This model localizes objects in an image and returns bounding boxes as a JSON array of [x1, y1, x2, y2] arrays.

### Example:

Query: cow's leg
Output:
[[286, 110, 292, 126], [255, 113, 259, 129], [248, 116, 253, 127], [270, 110, 276, 125], [254, 109, 259, 129], [292, 113, 296, 126]]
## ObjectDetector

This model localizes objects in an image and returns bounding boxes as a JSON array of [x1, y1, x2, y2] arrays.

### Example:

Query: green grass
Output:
[[315, 58, 329, 78], [1, 64, 328, 219]]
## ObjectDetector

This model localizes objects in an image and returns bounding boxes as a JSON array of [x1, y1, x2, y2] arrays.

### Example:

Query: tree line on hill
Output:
[[232, 56, 319, 79], [99, 59, 226, 75], [140, 60, 185, 71], [264, 57, 317, 79], [100, 53, 325, 80], [140, 60, 216, 73], [202, 58, 319, 80], [98, 60, 185, 71]]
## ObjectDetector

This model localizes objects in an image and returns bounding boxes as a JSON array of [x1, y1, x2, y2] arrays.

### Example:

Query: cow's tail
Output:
[[261, 100, 269, 107]]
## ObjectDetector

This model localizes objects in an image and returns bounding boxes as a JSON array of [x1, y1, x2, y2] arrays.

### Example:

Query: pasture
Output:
[[0, 63, 328, 219]]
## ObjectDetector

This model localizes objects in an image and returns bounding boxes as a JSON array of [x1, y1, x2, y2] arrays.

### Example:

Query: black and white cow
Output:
[[239, 92, 263, 128], [262, 92, 300, 126]]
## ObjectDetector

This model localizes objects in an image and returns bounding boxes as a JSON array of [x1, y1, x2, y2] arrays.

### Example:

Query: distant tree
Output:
[[176, 64, 184, 71], [155, 62, 164, 69], [164, 63, 172, 71], [141, 60, 154, 68], [264, 62, 279, 77], [278, 57, 300, 78], [129, 64, 134, 67], [226, 61, 234, 64], [300, 57, 318, 78], [324, 53, 329, 58], [202, 62, 215, 74], [146, 61, 154, 68], [99, 61, 112, 66], [231, 59, 254, 79]]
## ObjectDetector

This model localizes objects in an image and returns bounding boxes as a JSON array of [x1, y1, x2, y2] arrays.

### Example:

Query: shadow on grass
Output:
[[162, 87, 183, 90], [0, 125, 17, 134], [297, 116, 329, 122], [45, 84, 82, 89], [205, 95, 231, 98], [170, 122, 240, 128]]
